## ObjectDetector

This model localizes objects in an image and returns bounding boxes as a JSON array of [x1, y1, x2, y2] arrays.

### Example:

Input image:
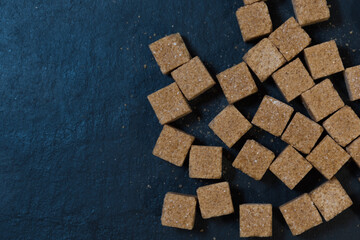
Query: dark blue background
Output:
[[0, 0, 359, 239]]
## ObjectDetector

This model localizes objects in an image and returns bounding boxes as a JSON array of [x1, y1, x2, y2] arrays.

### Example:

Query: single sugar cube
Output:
[[306, 136, 350, 180], [243, 0, 267, 5], [239, 204, 272, 237], [301, 79, 344, 122], [272, 58, 314, 102], [280, 193, 322, 236], [269, 146, 312, 189], [236, 2, 272, 42], [189, 145, 222, 179], [344, 65, 360, 101], [309, 178, 353, 222], [323, 106, 360, 147], [281, 112, 323, 154], [147, 83, 192, 125], [303, 40, 344, 80], [196, 182, 234, 219], [252, 95, 294, 137], [269, 17, 311, 61], [171, 56, 216, 100], [217, 62, 258, 104], [161, 192, 197, 230], [243, 38, 286, 82], [149, 33, 191, 74], [232, 140, 275, 180], [346, 137, 360, 168], [209, 105, 252, 148], [292, 0, 330, 26]]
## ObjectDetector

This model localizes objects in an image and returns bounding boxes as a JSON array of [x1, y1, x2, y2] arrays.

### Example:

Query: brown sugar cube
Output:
[[161, 192, 197, 230], [243, 0, 267, 5], [272, 58, 314, 102], [281, 112, 323, 154], [344, 65, 360, 101], [153, 125, 195, 167], [236, 2, 272, 42], [171, 57, 216, 101], [280, 193, 322, 236], [217, 62, 258, 104], [304, 40, 344, 80], [149, 33, 191, 74], [232, 140, 275, 180], [239, 204, 272, 237], [189, 146, 222, 179], [306, 136, 350, 180], [292, 0, 330, 26], [346, 137, 360, 168], [147, 83, 192, 125], [301, 79, 344, 122], [310, 178, 353, 222], [269, 146, 312, 189], [244, 38, 286, 82], [252, 95, 294, 137], [209, 105, 252, 148], [196, 182, 234, 219], [269, 17, 311, 61], [323, 106, 360, 147]]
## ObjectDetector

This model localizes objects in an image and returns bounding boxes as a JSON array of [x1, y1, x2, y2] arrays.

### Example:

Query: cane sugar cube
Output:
[[149, 33, 191, 74], [236, 2, 272, 42], [272, 58, 314, 102], [344, 65, 360, 101], [323, 106, 360, 147], [217, 62, 258, 104], [304, 41, 344, 80], [189, 146, 222, 179], [209, 105, 252, 148], [281, 112, 323, 154], [270, 146, 312, 189], [233, 140, 275, 180], [309, 178, 353, 222], [269, 17, 311, 61], [346, 137, 360, 168], [292, 0, 330, 26], [301, 79, 344, 122], [153, 125, 195, 167], [306, 136, 350, 180], [244, 38, 286, 82], [161, 192, 197, 230], [148, 83, 192, 125], [171, 56, 216, 100], [239, 204, 272, 237], [252, 95, 294, 137], [243, 0, 266, 5], [197, 182, 234, 219], [280, 194, 322, 236]]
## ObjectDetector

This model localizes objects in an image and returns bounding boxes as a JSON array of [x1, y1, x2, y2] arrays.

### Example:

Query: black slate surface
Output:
[[0, 0, 359, 239]]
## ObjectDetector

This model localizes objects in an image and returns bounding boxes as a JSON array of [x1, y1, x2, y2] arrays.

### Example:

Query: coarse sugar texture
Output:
[[269, 17, 311, 61], [239, 204, 272, 237], [301, 79, 344, 122], [323, 106, 360, 147], [346, 137, 360, 168], [189, 145, 222, 179], [171, 56, 215, 101], [243, 0, 267, 5], [161, 192, 197, 230], [281, 112, 323, 154], [280, 193, 322, 236], [303, 40, 344, 80], [196, 182, 234, 219], [153, 125, 195, 167], [147, 82, 192, 125], [272, 58, 314, 102], [309, 178, 353, 222], [291, 0, 330, 26], [269, 146, 312, 189], [149, 33, 191, 74], [232, 140, 275, 180], [209, 105, 252, 148], [217, 62, 258, 104], [306, 136, 350, 180], [251, 95, 294, 137], [344, 65, 360, 101]]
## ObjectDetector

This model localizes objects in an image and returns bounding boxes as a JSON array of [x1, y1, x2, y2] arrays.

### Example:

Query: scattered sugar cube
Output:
[[346, 137, 360, 168], [344, 65, 360, 101], [189, 145, 222, 179], [292, 0, 330, 26], [243, 0, 267, 5], [239, 204, 272, 237]]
